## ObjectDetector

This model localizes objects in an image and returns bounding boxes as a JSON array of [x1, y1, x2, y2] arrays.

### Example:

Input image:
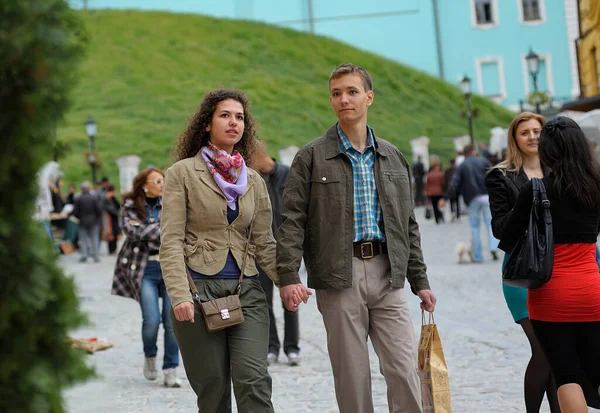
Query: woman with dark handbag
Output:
[[425, 163, 445, 224], [160, 90, 310, 412], [111, 168, 181, 388], [501, 116, 600, 413], [485, 112, 560, 413]]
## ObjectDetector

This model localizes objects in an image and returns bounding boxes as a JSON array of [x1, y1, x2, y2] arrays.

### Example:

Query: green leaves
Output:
[[0, 1, 92, 412]]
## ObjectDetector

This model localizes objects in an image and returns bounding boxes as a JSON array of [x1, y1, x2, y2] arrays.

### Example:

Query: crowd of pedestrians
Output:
[[58, 62, 600, 413]]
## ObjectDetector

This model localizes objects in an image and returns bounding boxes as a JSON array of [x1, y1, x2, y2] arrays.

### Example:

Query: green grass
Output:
[[56, 9, 514, 187]]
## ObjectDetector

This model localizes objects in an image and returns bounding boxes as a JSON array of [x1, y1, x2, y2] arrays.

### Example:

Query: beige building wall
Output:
[[578, 0, 600, 97]]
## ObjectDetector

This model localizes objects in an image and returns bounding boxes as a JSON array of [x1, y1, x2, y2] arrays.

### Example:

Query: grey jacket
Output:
[[277, 124, 430, 294]]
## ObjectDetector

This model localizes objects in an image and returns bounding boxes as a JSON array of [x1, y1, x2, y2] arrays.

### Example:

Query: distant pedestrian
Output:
[[73, 181, 101, 263], [486, 112, 560, 412], [111, 168, 181, 388], [102, 184, 121, 255], [425, 163, 445, 224], [251, 140, 301, 367], [160, 89, 281, 411], [501, 116, 600, 412], [444, 159, 460, 221], [412, 155, 425, 206], [444, 144, 499, 262], [66, 183, 76, 205]]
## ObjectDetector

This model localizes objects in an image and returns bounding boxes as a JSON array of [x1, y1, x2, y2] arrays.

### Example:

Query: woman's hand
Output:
[[173, 302, 195, 323]]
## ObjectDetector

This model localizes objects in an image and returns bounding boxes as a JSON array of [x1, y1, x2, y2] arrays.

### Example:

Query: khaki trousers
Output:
[[316, 254, 422, 413]]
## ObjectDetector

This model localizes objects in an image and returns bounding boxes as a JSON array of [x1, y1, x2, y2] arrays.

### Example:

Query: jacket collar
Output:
[[193, 149, 254, 198], [324, 123, 392, 160]]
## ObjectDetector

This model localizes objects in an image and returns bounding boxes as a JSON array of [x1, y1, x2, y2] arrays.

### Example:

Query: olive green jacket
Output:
[[160, 152, 278, 308], [277, 124, 430, 294]]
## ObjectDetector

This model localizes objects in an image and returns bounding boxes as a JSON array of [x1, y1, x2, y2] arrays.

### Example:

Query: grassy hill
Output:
[[56, 9, 514, 187]]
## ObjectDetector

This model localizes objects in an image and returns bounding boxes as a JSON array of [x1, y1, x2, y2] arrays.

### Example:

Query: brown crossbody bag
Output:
[[185, 213, 255, 332]]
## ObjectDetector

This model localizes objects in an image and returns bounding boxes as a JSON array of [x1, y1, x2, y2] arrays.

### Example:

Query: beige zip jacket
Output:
[[160, 151, 278, 308]]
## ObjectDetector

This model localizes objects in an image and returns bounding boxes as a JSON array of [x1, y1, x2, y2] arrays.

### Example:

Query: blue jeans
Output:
[[140, 261, 179, 369], [467, 197, 499, 262]]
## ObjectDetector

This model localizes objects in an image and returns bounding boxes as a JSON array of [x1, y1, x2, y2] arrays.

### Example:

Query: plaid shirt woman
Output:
[[111, 167, 181, 388]]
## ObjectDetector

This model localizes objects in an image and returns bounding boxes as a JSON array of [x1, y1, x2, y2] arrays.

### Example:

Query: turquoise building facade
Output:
[[79, 0, 580, 109]]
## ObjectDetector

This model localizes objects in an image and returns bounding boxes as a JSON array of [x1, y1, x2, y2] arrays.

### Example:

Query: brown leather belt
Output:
[[353, 241, 387, 260]]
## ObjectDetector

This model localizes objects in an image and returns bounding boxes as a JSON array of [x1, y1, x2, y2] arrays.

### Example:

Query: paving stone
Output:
[[64, 207, 590, 412]]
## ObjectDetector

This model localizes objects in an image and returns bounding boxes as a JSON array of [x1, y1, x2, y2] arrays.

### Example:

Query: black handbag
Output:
[[502, 178, 554, 289], [425, 206, 432, 220]]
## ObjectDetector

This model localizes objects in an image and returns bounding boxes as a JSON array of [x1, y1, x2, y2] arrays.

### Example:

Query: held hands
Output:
[[280, 283, 313, 311], [173, 301, 195, 323], [418, 289, 437, 312], [437, 199, 446, 209]]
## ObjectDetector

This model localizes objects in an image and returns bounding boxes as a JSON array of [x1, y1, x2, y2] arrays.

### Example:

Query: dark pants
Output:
[[108, 239, 118, 255], [429, 196, 444, 224], [532, 319, 600, 407], [450, 196, 460, 219], [172, 278, 274, 413], [258, 270, 300, 355], [414, 179, 425, 206]]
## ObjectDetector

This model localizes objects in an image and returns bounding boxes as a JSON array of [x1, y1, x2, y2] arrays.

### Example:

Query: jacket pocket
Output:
[[310, 167, 344, 198], [203, 240, 218, 265]]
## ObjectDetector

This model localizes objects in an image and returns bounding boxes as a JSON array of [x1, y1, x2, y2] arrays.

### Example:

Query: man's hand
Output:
[[173, 302, 195, 323], [280, 283, 312, 311], [438, 199, 446, 209], [418, 289, 437, 312]]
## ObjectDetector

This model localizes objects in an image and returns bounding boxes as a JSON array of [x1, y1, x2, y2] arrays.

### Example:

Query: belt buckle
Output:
[[360, 242, 374, 259]]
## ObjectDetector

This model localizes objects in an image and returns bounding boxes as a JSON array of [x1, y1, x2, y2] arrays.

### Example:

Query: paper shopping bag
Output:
[[418, 310, 452, 413]]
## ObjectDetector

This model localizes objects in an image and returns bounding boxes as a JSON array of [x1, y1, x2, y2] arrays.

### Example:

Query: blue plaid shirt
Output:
[[337, 124, 384, 242]]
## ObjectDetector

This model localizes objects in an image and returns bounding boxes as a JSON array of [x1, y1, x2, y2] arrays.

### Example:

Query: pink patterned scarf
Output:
[[201, 142, 247, 210]]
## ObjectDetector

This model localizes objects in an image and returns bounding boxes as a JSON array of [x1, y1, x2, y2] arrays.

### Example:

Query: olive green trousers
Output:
[[172, 278, 274, 413]]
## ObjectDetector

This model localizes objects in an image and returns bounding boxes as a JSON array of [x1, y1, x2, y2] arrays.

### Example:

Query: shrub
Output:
[[0, 1, 92, 411]]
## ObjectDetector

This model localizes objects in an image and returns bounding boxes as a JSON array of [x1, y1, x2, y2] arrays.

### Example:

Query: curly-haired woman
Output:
[[160, 89, 309, 411], [111, 167, 181, 388]]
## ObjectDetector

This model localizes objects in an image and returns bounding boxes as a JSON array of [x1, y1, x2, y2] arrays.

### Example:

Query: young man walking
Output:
[[252, 141, 301, 367], [443, 144, 499, 262], [277, 63, 436, 413]]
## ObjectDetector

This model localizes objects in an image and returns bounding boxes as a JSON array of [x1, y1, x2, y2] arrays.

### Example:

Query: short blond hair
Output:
[[329, 63, 373, 92]]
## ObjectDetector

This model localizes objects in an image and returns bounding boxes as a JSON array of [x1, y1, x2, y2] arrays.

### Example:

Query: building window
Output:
[[475, 57, 507, 103], [522, 53, 554, 97], [474, 0, 495, 24], [521, 0, 541, 21]]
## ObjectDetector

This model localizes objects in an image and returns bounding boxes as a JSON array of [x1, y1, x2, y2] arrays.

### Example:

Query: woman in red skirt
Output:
[[503, 116, 600, 413]]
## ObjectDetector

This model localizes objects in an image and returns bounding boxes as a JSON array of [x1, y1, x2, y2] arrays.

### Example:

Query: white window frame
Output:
[[475, 56, 507, 103], [521, 52, 554, 96], [471, 0, 500, 29], [517, 0, 546, 26]]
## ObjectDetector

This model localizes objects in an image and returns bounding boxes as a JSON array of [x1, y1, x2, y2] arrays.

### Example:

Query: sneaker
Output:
[[79, 257, 87, 263], [163, 368, 181, 388], [143, 356, 157, 381], [287, 352, 300, 367], [267, 352, 278, 366]]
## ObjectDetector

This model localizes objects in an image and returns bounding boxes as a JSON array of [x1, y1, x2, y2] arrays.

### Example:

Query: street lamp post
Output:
[[460, 74, 475, 147], [526, 47, 541, 114], [85, 116, 98, 184]]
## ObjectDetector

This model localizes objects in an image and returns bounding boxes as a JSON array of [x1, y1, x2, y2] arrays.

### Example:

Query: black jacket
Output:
[[446, 155, 492, 206], [73, 192, 102, 229], [262, 161, 289, 239], [485, 167, 530, 253]]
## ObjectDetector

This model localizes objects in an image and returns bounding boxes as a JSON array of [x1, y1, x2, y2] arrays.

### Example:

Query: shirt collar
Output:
[[337, 123, 374, 153]]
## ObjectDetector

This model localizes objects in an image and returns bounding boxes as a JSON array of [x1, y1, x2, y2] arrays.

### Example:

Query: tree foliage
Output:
[[0, 1, 92, 411]]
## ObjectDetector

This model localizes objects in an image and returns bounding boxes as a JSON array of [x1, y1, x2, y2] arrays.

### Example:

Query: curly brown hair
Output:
[[173, 89, 258, 163]]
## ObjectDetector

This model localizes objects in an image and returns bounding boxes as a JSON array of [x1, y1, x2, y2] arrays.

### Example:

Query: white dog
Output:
[[455, 239, 474, 264]]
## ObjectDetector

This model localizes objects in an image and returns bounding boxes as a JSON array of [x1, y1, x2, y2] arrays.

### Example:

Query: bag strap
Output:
[[185, 180, 259, 301]]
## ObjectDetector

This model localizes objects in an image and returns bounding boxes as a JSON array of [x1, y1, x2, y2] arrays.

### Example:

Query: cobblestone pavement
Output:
[[64, 207, 591, 413]]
